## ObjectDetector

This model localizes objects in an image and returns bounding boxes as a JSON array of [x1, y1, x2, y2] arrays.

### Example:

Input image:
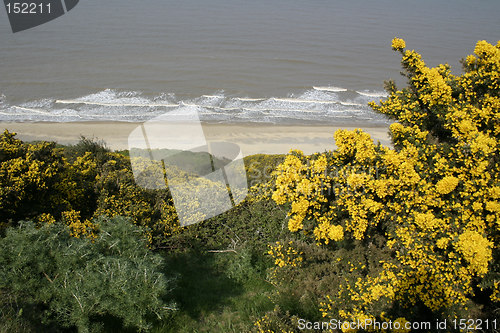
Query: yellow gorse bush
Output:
[[0, 133, 181, 245], [272, 39, 499, 322], [267, 241, 303, 268]]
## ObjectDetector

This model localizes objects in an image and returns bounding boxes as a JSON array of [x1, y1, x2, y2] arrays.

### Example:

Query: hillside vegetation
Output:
[[1, 39, 499, 332]]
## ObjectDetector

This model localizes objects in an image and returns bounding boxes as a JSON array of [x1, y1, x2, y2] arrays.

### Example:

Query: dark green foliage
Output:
[[163, 198, 288, 255], [0, 216, 175, 332], [64, 136, 110, 165], [244, 154, 286, 187], [156, 249, 275, 333], [156, 198, 288, 332]]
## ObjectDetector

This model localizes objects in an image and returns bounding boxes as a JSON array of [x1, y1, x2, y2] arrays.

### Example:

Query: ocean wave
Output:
[[272, 98, 341, 104], [356, 91, 388, 98], [182, 102, 320, 113], [14, 106, 52, 115], [313, 86, 348, 92], [234, 97, 266, 102], [180, 103, 240, 111], [56, 99, 179, 107], [201, 95, 224, 99], [0, 87, 390, 124]]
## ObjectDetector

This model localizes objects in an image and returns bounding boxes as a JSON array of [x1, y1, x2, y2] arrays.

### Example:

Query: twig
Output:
[[72, 293, 84, 311], [42, 272, 58, 283], [207, 249, 238, 253]]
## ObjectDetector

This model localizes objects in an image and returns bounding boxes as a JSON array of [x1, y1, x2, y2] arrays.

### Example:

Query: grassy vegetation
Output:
[[155, 196, 290, 332], [155, 251, 273, 332]]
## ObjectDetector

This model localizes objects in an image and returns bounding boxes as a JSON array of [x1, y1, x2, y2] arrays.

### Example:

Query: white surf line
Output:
[[234, 97, 266, 102], [182, 102, 319, 113], [14, 106, 52, 114], [201, 95, 224, 98], [272, 98, 363, 106], [181, 102, 237, 111], [181, 103, 256, 112], [56, 99, 180, 107], [237, 97, 362, 106], [239, 106, 318, 113], [187, 97, 362, 106], [356, 91, 388, 98], [272, 98, 338, 104], [328, 109, 365, 113], [252, 108, 317, 113], [339, 101, 365, 106], [77, 114, 149, 118], [313, 86, 348, 92]]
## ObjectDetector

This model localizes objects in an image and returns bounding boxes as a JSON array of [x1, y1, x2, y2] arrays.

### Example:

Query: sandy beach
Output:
[[0, 121, 391, 156]]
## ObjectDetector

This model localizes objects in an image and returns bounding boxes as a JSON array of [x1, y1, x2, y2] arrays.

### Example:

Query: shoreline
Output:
[[0, 121, 391, 156]]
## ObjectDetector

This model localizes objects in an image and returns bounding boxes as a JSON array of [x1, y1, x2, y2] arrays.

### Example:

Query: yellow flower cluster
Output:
[[36, 212, 56, 225], [491, 281, 500, 302], [254, 311, 295, 333], [419, 67, 453, 107], [393, 317, 411, 333], [391, 37, 406, 51], [435, 176, 459, 195], [314, 221, 344, 244], [455, 230, 493, 276], [61, 210, 97, 239], [289, 198, 309, 231], [334, 129, 377, 163], [267, 241, 303, 268], [272, 152, 307, 205], [254, 314, 273, 333], [414, 211, 443, 231], [474, 40, 498, 62]]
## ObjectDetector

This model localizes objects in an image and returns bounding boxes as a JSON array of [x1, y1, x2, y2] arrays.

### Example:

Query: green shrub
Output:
[[163, 198, 288, 255], [244, 154, 286, 188], [64, 136, 110, 165], [0, 216, 176, 332]]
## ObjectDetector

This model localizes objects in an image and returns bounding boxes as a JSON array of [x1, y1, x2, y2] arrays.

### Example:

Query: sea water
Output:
[[0, 0, 498, 124]]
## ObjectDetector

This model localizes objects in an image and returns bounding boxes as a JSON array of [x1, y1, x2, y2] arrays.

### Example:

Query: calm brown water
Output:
[[0, 0, 498, 123]]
